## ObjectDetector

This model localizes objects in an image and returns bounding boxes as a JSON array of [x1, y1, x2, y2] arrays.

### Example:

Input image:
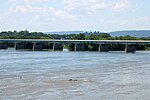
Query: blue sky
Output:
[[0, 0, 150, 32]]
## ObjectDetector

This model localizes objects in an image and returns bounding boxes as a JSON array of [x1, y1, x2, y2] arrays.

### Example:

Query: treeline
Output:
[[50, 31, 150, 40], [0, 30, 76, 39], [72, 32, 150, 40], [1, 30, 150, 40], [0, 30, 52, 39]]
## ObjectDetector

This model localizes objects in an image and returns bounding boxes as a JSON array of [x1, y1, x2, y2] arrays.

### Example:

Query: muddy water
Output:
[[0, 50, 150, 100]]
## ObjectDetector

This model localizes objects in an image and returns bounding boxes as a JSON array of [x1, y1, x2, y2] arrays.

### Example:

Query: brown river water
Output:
[[0, 50, 150, 100]]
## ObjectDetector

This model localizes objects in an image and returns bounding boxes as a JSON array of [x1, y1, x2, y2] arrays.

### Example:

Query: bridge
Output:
[[0, 39, 150, 53]]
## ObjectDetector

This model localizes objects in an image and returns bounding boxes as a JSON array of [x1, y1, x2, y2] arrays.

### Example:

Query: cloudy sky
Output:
[[0, 0, 150, 32]]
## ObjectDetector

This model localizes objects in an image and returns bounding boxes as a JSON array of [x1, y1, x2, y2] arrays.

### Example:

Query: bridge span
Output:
[[0, 39, 150, 53]]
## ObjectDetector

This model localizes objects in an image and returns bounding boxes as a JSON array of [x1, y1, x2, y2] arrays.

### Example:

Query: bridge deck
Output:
[[0, 39, 150, 44]]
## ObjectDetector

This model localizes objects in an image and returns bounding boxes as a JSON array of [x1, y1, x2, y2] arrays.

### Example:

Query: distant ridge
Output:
[[109, 30, 150, 37], [45, 31, 83, 34], [45, 30, 150, 38]]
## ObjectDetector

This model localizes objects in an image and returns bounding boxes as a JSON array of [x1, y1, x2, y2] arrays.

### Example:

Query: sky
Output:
[[0, 0, 150, 32]]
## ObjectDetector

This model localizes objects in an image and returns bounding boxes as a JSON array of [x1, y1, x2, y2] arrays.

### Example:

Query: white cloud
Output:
[[9, 5, 30, 13], [2, 0, 148, 32], [62, 0, 78, 11], [83, 0, 106, 9], [25, 0, 48, 3], [8, 5, 75, 20], [8, 0, 131, 17], [113, 0, 130, 11], [29, 0, 48, 2], [9, 6, 28, 13], [8, 0, 17, 3], [25, 0, 48, 6], [62, 0, 107, 11], [90, 3, 106, 10], [61, 0, 131, 13]]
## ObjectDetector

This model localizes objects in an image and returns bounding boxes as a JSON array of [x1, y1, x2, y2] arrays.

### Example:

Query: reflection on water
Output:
[[0, 50, 150, 100]]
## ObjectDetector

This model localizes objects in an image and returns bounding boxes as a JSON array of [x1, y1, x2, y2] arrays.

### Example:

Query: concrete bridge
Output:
[[0, 39, 150, 53]]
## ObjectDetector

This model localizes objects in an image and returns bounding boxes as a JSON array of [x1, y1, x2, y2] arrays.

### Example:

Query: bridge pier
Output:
[[15, 43, 24, 50], [53, 43, 63, 51], [125, 45, 136, 53], [99, 44, 109, 52], [74, 44, 87, 51], [0, 43, 7, 49], [33, 43, 43, 51]]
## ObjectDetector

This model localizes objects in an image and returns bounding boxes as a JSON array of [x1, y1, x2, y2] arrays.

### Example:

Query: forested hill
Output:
[[45, 31, 83, 34], [109, 30, 150, 37], [46, 30, 150, 38]]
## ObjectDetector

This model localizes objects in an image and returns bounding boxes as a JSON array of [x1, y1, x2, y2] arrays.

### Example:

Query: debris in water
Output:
[[68, 79, 78, 81]]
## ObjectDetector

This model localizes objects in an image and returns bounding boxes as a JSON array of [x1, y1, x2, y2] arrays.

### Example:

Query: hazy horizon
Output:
[[1, 29, 150, 33]]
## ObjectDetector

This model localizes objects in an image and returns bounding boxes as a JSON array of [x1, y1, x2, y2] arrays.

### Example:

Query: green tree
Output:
[[73, 33, 85, 40], [86, 34, 99, 40]]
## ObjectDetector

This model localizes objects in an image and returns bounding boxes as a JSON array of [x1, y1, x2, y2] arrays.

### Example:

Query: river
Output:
[[0, 50, 150, 100]]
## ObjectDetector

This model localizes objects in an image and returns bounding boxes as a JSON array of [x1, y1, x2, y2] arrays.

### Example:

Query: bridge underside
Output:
[[0, 41, 148, 53], [14, 43, 63, 51], [0, 44, 7, 49], [125, 45, 136, 53]]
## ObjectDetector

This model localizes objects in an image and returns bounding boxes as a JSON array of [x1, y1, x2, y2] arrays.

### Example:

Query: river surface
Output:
[[0, 50, 150, 100]]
